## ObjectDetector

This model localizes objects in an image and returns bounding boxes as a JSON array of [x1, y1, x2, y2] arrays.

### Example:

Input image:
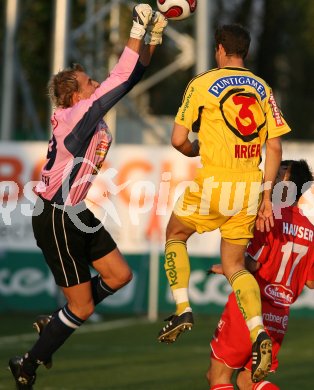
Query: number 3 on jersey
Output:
[[44, 135, 57, 171], [220, 88, 266, 142]]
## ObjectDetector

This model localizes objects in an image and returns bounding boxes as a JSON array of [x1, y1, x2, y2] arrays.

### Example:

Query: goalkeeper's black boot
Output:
[[157, 310, 194, 343], [8, 356, 36, 390], [251, 331, 273, 383], [33, 315, 53, 369]]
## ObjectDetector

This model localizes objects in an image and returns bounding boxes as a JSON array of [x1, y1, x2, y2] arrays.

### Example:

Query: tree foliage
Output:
[[1, 0, 314, 140]]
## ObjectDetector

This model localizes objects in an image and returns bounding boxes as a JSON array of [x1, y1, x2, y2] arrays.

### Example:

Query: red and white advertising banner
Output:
[[0, 142, 221, 255], [0, 141, 313, 255]]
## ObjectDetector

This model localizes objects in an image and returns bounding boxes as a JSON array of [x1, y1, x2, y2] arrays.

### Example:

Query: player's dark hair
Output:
[[215, 24, 251, 59], [48, 63, 85, 108], [280, 160, 294, 168], [282, 159, 313, 201]]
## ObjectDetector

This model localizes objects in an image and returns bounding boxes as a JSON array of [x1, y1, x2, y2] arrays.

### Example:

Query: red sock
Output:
[[253, 381, 280, 390], [210, 385, 234, 390]]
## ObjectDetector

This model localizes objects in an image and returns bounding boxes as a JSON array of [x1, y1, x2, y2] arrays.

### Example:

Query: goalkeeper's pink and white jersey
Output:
[[247, 206, 314, 308], [36, 47, 145, 205]]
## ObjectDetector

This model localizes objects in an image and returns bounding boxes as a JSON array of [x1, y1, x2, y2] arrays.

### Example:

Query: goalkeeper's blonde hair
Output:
[[48, 63, 85, 108]]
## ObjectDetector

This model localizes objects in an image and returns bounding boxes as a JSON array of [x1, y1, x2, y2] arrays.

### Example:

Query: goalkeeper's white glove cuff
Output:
[[130, 3, 153, 40], [130, 23, 147, 40]]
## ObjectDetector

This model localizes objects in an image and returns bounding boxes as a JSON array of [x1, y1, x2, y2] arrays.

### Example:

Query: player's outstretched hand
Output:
[[207, 264, 224, 275], [144, 11, 168, 45], [256, 199, 274, 232], [130, 3, 153, 40]]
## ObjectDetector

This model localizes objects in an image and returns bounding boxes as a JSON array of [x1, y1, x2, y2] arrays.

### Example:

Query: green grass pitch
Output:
[[0, 313, 313, 389]]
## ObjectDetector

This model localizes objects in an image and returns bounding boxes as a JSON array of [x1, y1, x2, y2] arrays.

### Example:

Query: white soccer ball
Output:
[[156, 0, 197, 21]]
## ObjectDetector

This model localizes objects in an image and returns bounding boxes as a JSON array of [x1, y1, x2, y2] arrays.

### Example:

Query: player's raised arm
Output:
[[127, 3, 153, 51], [127, 5, 168, 66]]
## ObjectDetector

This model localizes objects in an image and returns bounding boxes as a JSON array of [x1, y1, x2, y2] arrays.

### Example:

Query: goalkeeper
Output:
[[8, 4, 167, 389]]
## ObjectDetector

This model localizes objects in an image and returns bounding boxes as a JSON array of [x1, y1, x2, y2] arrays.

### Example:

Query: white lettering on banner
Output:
[[0, 265, 135, 307], [2, 263, 314, 311], [190, 272, 232, 304], [0, 181, 19, 224], [0, 268, 56, 296], [98, 275, 137, 307], [165, 270, 314, 310], [0, 219, 35, 242], [0, 142, 314, 256], [166, 272, 232, 305], [129, 181, 155, 225], [2, 173, 313, 233]]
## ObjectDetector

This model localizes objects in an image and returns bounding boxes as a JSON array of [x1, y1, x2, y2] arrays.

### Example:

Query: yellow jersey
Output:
[[175, 67, 291, 171]]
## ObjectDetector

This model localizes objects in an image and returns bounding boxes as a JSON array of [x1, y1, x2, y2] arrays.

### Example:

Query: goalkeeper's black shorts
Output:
[[32, 196, 117, 287]]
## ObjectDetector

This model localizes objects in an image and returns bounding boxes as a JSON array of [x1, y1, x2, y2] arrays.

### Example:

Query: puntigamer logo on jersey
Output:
[[208, 76, 266, 100]]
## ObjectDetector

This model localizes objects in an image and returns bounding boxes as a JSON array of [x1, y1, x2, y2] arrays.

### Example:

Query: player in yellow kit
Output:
[[158, 24, 291, 383]]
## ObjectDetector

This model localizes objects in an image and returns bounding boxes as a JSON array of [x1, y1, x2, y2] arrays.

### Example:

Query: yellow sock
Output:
[[229, 269, 264, 343], [164, 239, 191, 315]]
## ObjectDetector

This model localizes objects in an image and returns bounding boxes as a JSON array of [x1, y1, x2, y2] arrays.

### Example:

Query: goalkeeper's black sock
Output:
[[24, 304, 85, 366], [91, 274, 117, 305]]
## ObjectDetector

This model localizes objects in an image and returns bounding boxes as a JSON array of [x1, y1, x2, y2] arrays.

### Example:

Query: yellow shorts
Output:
[[173, 166, 263, 245]]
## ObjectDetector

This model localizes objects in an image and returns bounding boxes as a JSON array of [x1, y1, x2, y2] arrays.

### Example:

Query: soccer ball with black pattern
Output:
[[156, 0, 197, 21]]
